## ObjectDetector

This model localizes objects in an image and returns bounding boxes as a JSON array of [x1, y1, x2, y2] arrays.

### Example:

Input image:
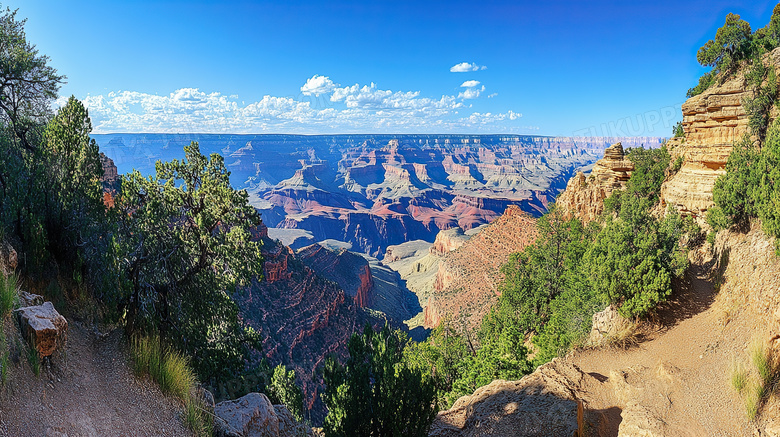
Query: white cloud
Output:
[[458, 85, 486, 100], [78, 78, 522, 134], [460, 80, 481, 88], [450, 62, 487, 72], [300, 75, 338, 96], [487, 93, 498, 98]]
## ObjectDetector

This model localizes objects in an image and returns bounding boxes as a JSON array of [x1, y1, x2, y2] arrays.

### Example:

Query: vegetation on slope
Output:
[[0, 5, 307, 431], [396, 145, 695, 409]]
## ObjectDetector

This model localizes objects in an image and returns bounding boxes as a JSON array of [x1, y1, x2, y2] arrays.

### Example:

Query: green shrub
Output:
[[687, 70, 717, 98], [0, 273, 17, 318], [673, 122, 684, 138], [267, 364, 304, 422], [323, 325, 437, 437]]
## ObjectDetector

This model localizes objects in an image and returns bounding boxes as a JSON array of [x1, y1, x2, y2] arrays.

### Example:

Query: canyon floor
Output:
[[0, 321, 190, 437]]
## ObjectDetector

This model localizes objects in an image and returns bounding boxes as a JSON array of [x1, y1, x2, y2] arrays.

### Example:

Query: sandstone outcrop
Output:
[[214, 392, 311, 437], [430, 359, 592, 437], [16, 301, 68, 358], [555, 142, 634, 223], [100, 152, 120, 208], [429, 228, 469, 256], [660, 48, 780, 219]]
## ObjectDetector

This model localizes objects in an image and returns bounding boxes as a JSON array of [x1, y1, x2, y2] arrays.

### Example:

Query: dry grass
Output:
[[732, 338, 780, 421], [130, 335, 211, 435], [730, 359, 748, 393], [604, 320, 642, 350]]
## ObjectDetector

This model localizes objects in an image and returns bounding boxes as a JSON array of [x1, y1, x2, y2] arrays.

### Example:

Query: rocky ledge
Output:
[[555, 142, 634, 224]]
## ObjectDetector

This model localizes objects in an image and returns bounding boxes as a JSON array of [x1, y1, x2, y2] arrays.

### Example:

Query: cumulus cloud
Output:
[[487, 93, 498, 98], [460, 80, 481, 88], [300, 75, 338, 96], [458, 85, 486, 100], [450, 62, 487, 72], [79, 77, 522, 134]]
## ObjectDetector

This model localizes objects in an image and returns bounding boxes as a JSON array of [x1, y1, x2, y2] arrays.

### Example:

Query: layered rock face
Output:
[[234, 224, 379, 424], [388, 205, 538, 330], [555, 142, 634, 223], [297, 243, 374, 307], [660, 48, 780, 218]]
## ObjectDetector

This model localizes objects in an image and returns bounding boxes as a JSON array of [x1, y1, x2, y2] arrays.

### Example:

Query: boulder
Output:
[[274, 404, 311, 436], [16, 302, 68, 358], [430, 359, 591, 436], [214, 392, 312, 437], [214, 393, 280, 437], [18, 290, 44, 307], [588, 305, 629, 345], [617, 402, 669, 437]]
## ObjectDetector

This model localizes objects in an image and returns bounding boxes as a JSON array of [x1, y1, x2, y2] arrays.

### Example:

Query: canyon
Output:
[[92, 134, 663, 257]]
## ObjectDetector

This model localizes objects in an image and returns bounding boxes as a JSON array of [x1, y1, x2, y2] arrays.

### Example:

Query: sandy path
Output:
[[570, 265, 755, 436], [0, 321, 191, 437]]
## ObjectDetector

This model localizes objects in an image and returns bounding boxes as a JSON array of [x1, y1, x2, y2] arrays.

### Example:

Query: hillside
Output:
[[387, 205, 538, 330], [428, 45, 780, 436]]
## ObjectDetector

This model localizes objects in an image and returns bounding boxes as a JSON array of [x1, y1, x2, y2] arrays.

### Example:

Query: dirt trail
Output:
[[0, 321, 191, 437], [571, 261, 755, 436]]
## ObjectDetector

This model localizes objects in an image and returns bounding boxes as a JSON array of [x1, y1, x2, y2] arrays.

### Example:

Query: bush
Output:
[[687, 70, 717, 98], [267, 364, 304, 422], [323, 325, 437, 437]]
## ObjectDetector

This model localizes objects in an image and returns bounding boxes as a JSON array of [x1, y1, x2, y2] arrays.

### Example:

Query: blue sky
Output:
[[7, 0, 776, 135]]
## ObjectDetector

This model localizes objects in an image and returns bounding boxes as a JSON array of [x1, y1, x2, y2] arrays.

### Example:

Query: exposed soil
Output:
[[0, 320, 191, 437], [570, 234, 780, 436]]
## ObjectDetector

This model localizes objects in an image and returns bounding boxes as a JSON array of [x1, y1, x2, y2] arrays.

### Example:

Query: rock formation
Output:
[[555, 142, 634, 223], [16, 301, 68, 359], [430, 359, 594, 436], [297, 243, 374, 307], [214, 392, 311, 437], [234, 222, 380, 424], [429, 228, 469, 256], [99, 152, 120, 208], [388, 205, 538, 330], [660, 47, 780, 220]]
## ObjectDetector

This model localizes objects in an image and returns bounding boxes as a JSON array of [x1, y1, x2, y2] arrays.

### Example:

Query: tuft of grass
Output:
[[733, 339, 780, 421], [0, 329, 8, 385], [184, 395, 214, 437], [0, 273, 18, 319], [26, 340, 39, 377], [750, 340, 773, 387], [605, 320, 641, 349], [745, 380, 761, 421], [731, 360, 748, 393], [131, 335, 210, 435]]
